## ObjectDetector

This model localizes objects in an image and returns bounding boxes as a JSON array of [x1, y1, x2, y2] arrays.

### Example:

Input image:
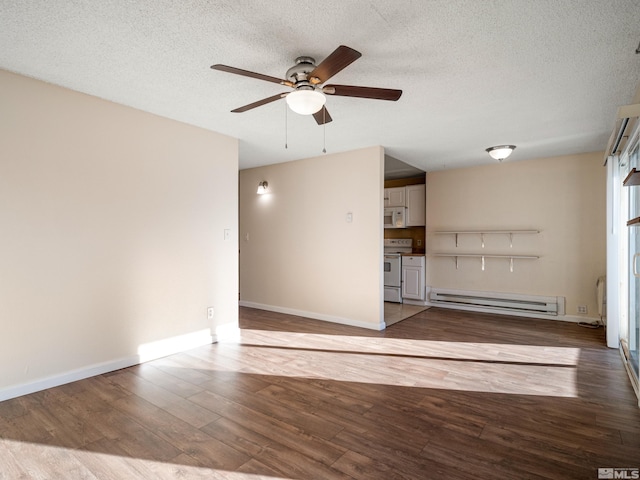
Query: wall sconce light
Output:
[[486, 145, 516, 162], [257, 181, 269, 194]]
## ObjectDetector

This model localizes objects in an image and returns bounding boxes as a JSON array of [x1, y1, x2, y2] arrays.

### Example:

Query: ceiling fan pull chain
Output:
[[322, 108, 327, 154], [284, 101, 288, 149]]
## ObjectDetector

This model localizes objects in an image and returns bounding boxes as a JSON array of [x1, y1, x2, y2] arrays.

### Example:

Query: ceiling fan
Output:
[[210, 45, 402, 125]]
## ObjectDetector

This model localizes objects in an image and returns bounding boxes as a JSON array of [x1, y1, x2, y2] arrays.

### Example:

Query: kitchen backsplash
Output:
[[384, 226, 425, 254]]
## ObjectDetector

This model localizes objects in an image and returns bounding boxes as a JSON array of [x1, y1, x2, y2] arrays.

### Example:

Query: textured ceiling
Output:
[[1, 1, 639, 172]]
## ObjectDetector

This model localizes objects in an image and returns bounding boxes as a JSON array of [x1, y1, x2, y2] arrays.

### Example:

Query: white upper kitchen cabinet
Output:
[[384, 187, 405, 207], [405, 184, 426, 226]]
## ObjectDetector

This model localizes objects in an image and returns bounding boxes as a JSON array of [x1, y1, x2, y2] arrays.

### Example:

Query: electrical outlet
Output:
[[224, 229, 231, 241], [577, 305, 588, 314], [207, 307, 215, 319]]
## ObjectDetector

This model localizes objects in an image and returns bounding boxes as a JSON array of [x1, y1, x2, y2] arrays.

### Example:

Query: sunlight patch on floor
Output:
[[209, 329, 580, 398], [234, 329, 581, 365], [0, 439, 288, 480]]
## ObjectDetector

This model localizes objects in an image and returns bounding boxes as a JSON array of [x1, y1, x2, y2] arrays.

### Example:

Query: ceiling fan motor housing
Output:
[[286, 56, 317, 89]]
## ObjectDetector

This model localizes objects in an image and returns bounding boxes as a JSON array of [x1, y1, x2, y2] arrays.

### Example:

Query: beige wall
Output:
[[239, 146, 384, 329], [426, 152, 606, 319], [0, 70, 238, 399]]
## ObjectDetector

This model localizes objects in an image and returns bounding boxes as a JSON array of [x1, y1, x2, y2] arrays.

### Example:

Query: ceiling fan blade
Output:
[[309, 45, 361, 84], [313, 106, 333, 125], [231, 93, 288, 113], [323, 84, 402, 101], [211, 64, 292, 86]]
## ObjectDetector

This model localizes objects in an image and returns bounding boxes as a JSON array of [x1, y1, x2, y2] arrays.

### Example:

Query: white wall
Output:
[[426, 152, 606, 320], [239, 146, 384, 330], [0, 70, 239, 400]]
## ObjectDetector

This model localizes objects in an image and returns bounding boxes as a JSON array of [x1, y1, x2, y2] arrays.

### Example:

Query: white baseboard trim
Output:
[[239, 301, 385, 331], [0, 356, 140, 403], [0, 329, 214, 402], [402, 299, 429, 306], [136, 329, 214, 363], [426, 301, 602, 324]]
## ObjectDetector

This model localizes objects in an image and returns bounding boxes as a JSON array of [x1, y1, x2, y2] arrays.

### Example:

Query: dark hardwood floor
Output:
[[1, 306, 639, 479]]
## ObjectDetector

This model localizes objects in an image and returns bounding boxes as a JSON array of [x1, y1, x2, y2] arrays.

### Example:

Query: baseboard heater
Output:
[[429, 288, 565, 317]]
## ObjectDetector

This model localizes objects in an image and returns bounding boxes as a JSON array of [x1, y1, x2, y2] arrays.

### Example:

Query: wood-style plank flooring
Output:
[[1, 307, 639, 479]]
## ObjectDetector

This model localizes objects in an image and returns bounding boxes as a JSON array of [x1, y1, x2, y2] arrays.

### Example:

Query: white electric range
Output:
[[383, 238, 412, 303]]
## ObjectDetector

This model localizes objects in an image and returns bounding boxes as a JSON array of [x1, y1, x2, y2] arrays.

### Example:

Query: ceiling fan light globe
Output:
[[286, 90, 326, 115]]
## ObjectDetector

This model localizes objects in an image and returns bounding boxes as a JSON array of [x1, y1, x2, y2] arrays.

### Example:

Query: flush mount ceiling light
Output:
[[257, 181, 269, 194], [285, 89, 326, 115], [486, 145, 516, 162]]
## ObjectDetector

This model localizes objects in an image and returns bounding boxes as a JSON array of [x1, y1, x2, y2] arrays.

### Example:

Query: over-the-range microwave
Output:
[[384, 207, 406, 228]]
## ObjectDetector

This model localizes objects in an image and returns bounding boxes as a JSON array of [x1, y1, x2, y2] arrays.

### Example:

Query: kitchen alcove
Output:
[[383, 169, 428, 324]]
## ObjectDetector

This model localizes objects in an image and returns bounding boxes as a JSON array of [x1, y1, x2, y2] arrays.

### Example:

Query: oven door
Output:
[[384, 254, 401, 287]]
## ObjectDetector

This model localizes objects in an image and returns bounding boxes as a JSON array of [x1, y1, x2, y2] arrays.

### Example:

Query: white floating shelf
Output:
[[430, 253, 539, 272], [433, 230, 539, 248]]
